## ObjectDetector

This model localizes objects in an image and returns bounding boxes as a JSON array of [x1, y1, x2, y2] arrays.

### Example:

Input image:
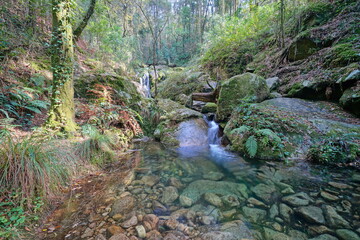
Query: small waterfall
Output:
[[207, 117, 220, 145], [140, 72, 151, 98]]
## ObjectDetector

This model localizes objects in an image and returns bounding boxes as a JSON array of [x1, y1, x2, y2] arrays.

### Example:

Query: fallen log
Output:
[[191, 87, 220, 103]]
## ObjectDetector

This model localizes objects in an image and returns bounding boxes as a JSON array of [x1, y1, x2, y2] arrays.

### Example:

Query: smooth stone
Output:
[[141, 175, 160, 187], [282, 192, 312, 206], [169, 178, 184, 189], [203, 171, 224, 181], [204, 193, 223, 207], [161, 186, 179, 204], [279, 203, 293, 222], [201, 231, 237, 240], [281, 187, 295, 194], [289, 230, 308, 240], [220, 220, 254, 239], [263, 227, 290, 240], [110, 196, 136, 217], [309, 225, 333, 235], [121, 215, 138, 228], [329, 182, 353, 190], [272, 222, 282, 231], [107, 225, 125, 236], [336, 229, 360, 240], [201, 216, 215, 225], [296, 206, 325, 224], [309, 234, 338, 240], [321, 191, 339, 201], [222, 209, 237, 218], [242, 206, 267, 222], [251, 183, 277, 203], [247, 197, 267, 208], [81, 228, 94, 238], [323, 205, 350, 228], [135, 225, 146, 238], [143, 214, 159, 231], [269, 204, 279, 219], [221, 194, 241, 207]]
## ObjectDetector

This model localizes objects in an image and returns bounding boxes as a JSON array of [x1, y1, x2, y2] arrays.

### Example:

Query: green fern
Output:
[[246, 135, 258, 158], [257, 128, 281, 142], [231, 125, 250, 135]]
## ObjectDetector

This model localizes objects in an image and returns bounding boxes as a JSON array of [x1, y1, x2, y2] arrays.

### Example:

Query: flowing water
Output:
[[41, 120, 360, 240], [140, 72, 151, 98]]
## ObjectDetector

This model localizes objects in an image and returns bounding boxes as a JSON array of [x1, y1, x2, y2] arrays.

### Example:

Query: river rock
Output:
[[269, 204, 279, 219], [121, 215, 138, 228], [204, 193, 223, 207], [336, 229, 360, 240], [200, 231, 237, 240], [110, 195, 136, 217], [135, 225, 146, 238], [203, 171, 224, 181], [279, 203, 293, 222], [309, 234, 338, 240], [107, 225, 125, 236], [263, 227, 290, 240], [109, 234, 130, 240], [251, 183, 277, 203], [296, 206, 325, 224], [217, 73, 270, 120], [222, 209, 237, 218], [220, 220, 254, 239], [282, 192, 312, 206], [242, 206, 267, 222], [143, 214, 159, 231], [322, 205, 350, 228], [179, 180, 248, 207], [221, 194, 241, 207], [328, 182, 353, 190], [247, 197, 267, 208], [309, 225, 333, 235], [146, 230, 162, 240], [169, 177, 184, 189], [352, 174, 360, 183], [141, 175, 160, 187], [161, 186, 179, 204], [321, 191, 339, 201], [202, 102, 218, 113], [81, 228, 94, 238], [289, 230, 308, 240]]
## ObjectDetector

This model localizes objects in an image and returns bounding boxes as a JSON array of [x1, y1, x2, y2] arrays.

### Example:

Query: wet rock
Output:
[[242, 206, 267, 222], [222, 209, 237, 218], [107, 225, 125, 236], [279, 203, 293, 222], [152, 200, 168, 215], [289, 230, 308, 240], [282, 192, 312, 206], [200, 216, 215, 225], [281, 187, 295, 194], [203, 171, 224, 181], [272, 222, 282, 231], [201, 231, 237, 240], [81, 228, 94, 238], [309, 234, 338, 240], [143, 214, 159, 231], [161, 186, 179, 204], [251, 183, 277, 203], [309, 225, 333, 235], [142, 175, 160, 187], [179, 180, 248, 207], [169, 178, 184, 189], [269, 204, 279, 219], [221, 194, 240, 207], [135, 225, 146, 238], [263, 227, 290, 240], [95, 234, 107, 240], [220, 220, 254, 239], [328, 182, 353, 190], [121, 216, 138, 229], [146, 230, 162, 240], [336, 229, 360, 240], [321, 191, 339, 201], [247, 197, 267, 208], [110, 196, 136, 217], [296, 206, 325, 224], [204, 193, 223, 207], [352, 174, 360, 183], [323, 205, 350, 228], [109, 234, 130, 240]]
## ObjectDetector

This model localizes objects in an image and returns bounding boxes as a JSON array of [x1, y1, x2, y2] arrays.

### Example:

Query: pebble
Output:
[[135, 225, 146, 238]]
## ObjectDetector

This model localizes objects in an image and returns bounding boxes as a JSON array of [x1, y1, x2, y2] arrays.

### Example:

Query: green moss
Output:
[[201, 103, 217, 113], [287, 82, 302, 96], [326, 43, 360, 67]]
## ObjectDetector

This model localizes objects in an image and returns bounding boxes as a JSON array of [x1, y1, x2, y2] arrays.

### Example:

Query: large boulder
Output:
[[154, 99, 207, 147], [217, 73, 269, 121], [224, 98, 360, 161], [339, 85, 360, 117]]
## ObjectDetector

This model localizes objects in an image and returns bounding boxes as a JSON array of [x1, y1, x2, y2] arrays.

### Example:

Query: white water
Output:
[[207, 120, 220, 145], [140, 72, 151, 98]]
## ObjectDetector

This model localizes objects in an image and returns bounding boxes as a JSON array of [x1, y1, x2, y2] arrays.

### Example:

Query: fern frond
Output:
[[231, 125, 250, 135], [246, 135, 258, 158]]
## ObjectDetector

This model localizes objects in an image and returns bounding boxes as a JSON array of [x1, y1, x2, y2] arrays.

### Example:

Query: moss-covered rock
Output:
[[201, 103, 218, 113], [288, 36, 318, 62], [224, 98, 360, 162], [217, 73, 270, 121], [339, 85, 360, 117]]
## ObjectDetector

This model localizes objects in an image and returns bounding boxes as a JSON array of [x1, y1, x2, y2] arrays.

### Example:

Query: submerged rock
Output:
[[309, 234, 338, 240], [323, 205, 350, 228], [110, 195, 136, 217], [200, 231, 237, 240], [242, 206, 267, 222], [263, 227, 290, 240], [282, 192, 312, 206], [335, 229, 360, 240], [296, 206, 325, 224], [161, 186, 179, 204], [220, 220, 254, 239], [251, 183, 277, 203], [179, 180, 248, 207]]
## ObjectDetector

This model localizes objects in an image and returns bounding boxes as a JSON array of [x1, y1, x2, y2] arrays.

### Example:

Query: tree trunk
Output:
[[46, 0, 77, 133], [73, 0, 96, 41], [191, 88, 220, 103]]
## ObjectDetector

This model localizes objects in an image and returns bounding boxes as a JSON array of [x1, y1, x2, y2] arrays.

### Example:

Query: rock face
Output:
[[217, 73, 270, 121], [179, 180, 248, 207], [224, 97, 360, 160]]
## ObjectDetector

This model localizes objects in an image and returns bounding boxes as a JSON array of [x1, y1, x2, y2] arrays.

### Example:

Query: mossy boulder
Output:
[[339, 85, 360, 117], [154, 99, 206, 147], [288, 37, 318, 62], [201, 103, 218, 113], [224, 98, 360, 161], [217, 73, 270, 121]]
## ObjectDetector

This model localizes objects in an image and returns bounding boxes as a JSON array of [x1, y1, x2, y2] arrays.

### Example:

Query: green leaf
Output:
[[231, 125, 250, 135], [246, 135, 258, 158]]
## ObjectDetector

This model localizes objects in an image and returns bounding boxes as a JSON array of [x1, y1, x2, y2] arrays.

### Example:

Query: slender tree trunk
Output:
[[28, 0, 36, 32], [73, 0, 96, 41], [280, 0, 285, 48], [46, 0, 77, 133]]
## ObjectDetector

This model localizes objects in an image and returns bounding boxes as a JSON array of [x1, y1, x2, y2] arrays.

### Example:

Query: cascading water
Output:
[[207, 119, 220, 145], [140, 72, 151, 98]]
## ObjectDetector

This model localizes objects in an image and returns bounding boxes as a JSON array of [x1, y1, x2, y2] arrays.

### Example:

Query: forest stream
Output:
[[39, 117, 360, 240]]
